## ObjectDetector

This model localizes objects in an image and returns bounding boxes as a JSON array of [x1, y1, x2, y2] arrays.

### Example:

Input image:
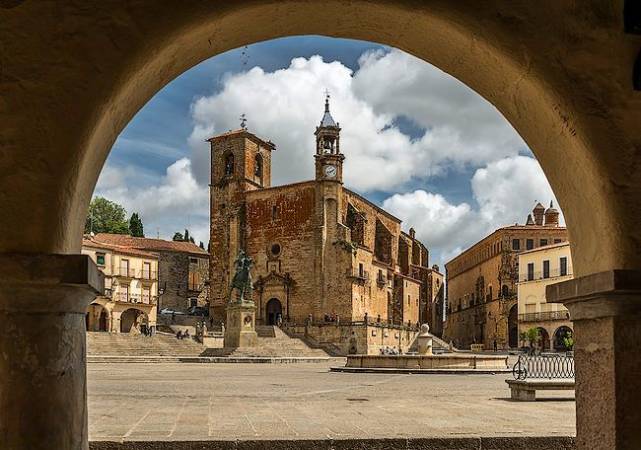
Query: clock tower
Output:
[[314, 95, 344, 182]]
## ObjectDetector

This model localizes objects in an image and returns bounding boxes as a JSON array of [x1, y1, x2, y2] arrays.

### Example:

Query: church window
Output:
[[270, 243, 281, 257], [526, 239, 534, 250], [512, 239, 520, 250], [254, 154, 263, 178], [272, 205, 279, 220], [224, 152, 235, 176]]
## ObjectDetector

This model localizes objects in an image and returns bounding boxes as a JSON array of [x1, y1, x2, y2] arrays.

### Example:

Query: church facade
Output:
[[209, 99, 441, 333]]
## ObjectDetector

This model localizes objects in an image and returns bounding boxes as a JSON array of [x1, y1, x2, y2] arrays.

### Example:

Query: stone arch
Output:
[[537, 327, 551, 352], [2, 2, 639, 282], [119, 308, 147, 333], [553, 325, 574, 351], [3, 3, 641, 449], [86, 303, 109, 332], [265, 298, 282, 326]]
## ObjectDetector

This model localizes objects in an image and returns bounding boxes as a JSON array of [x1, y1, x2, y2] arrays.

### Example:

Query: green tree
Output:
[[172, 231, 184, 241], [129, 213, 144, 237], [85, 197, 129, 234]]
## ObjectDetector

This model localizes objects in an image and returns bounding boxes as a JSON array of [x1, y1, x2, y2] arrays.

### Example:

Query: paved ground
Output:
[[88, 362, 575, 441]]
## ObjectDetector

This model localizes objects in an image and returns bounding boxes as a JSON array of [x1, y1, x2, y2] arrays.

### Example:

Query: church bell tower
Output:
[[314, 95, 344, 183]]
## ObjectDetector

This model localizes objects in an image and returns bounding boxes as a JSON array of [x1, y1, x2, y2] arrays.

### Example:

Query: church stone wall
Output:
[[246, 182, 318, 323]]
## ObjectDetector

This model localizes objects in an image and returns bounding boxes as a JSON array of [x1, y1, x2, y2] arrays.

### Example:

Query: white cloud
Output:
[[95, 158, 209, 244], [188, 50, 528, 194], [352, 49, 528, 168], [97, 46, 560, 263], [382, 191, 486, 266], [383, 156, 563, 266], [471, 155, 563, 228]]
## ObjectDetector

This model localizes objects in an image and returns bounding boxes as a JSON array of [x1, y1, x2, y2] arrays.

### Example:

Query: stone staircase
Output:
[[87, 331, 204, 357], [203, 326, 330, 358]]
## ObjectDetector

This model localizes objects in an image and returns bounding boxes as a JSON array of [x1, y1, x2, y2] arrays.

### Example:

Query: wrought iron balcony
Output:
[[114, 267, 136, 278], [519, 311, 570, 322], [112, 293, 157, 305], [139, 270, 157, 281], [519, 269, 572, 282], [347, 268, 369, 282]]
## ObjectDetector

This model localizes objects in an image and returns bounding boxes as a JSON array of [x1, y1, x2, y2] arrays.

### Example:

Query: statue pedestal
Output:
[[224, 302, 257, 348]]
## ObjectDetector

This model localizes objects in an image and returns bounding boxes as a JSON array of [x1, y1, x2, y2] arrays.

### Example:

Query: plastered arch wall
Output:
[[1, 1, 640, 277]]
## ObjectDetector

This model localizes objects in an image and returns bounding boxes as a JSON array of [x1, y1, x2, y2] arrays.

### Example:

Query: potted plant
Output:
[[563, 331, 574, 356]]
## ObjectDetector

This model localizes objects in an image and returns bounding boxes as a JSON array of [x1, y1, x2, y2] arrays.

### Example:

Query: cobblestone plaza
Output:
[[88, 362, 575, 442]]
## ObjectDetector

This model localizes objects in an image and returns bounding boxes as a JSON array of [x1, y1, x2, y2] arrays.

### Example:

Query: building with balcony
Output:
[[89, 233, 209, 313], [517, 241, 574, 351], [443, 202, 568, 350], [82, 236, 159, 333]]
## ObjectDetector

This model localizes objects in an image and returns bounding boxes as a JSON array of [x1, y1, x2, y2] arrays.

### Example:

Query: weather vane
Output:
[[324, 88, 330, 101], [240, 113, 247, 130], [241, 45, 249, 68]]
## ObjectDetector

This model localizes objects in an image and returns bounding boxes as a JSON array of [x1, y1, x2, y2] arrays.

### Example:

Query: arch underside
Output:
[[0, 1, 640, 278]]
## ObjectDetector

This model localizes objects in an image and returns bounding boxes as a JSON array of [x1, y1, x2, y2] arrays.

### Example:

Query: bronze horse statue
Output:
[[229, 250, 253, 304]]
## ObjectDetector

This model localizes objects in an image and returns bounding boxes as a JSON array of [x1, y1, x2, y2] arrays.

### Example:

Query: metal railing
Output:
[[348, 268, 370, 281], [512, 353, 575, 380], [519, 268, 571, 282], [519, 311, 570, 322], [139, 270, 157, 280], [115, 267, 136, 278], [112, 293, 157, 305]]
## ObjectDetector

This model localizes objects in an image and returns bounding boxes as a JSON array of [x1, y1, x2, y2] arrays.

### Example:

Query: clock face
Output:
[[324, 165, 337, 178]]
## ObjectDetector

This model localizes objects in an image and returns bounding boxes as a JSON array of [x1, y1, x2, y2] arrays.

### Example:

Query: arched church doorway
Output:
[[120, 308, 146, 333], [507, 304, 518, 349], [266, 298, 282, 325], [554, 326, 573, 351]]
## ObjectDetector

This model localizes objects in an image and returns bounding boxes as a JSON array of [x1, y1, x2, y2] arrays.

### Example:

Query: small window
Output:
[[540, 239, 548, 247], [560, 257, 568, 276], [224, 152, 235, 176], [272, 205, 279, 220], [526, 239, 534, 250], [254, 154, 263, 178], [512, 239, 520, 250], [189, 298, 197, 308], [554, 238, 562, 244], [358, 263, 364, 277], [96, 253, 105, 266], [543, 260, 550, 278], [270, 243, 281, 256], [189, 257, 197, 264], [527, 263, 534, 281]]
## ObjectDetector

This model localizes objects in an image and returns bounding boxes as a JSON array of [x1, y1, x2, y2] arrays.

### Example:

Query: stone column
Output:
[[548, 270, 641, 450], [0, 254, 103, 450]]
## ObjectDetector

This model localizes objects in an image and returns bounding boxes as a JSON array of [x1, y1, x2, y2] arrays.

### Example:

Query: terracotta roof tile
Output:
[[91, 233, 208, 256]]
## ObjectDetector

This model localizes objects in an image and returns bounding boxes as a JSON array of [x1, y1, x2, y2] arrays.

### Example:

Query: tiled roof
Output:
[[91, 233, 208, 256], [82, 237, 159, 258]]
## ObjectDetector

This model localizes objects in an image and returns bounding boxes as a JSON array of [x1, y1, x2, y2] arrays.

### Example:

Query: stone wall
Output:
[[285, 322, 418, 355]]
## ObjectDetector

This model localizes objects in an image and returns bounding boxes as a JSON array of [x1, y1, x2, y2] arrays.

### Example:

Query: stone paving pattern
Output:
[[88, 362, 575, 442]]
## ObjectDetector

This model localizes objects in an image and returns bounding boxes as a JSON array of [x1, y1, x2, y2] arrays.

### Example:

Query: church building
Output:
[[208, 97, 442, 334]]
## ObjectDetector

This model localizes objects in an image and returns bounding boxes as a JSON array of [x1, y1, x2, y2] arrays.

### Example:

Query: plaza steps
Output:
[[86, 331, 204, 357], [202, 326, 330, 358]]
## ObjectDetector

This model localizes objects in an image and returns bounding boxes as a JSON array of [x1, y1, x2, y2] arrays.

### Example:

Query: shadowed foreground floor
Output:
[[88, 362, 575, 442]]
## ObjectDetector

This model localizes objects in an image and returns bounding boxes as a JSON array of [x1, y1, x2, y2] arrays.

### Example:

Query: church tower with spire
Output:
[[314, 95, 344, 183]]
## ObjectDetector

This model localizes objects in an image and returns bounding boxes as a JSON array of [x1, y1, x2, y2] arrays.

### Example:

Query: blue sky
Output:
[[96, 36, 559, 266]]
